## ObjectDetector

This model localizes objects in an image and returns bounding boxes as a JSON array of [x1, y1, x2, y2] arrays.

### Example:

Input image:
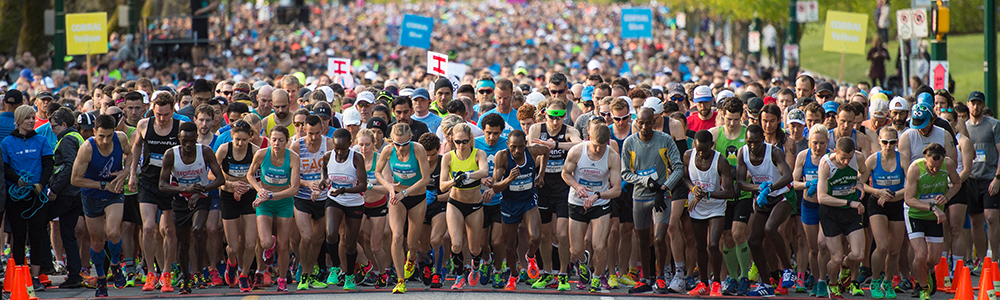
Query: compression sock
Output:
[[346, 251, 358, 275], [452, 252, 465, 275], [551, 245, 561, 273], [108, 239, 123, 266], [327, 242, 340, 268], [91, 248, 107, 277], [436, 246, 445, 276], [723, 246, 740, 279], [736, 242, 752, 279], [674, 261, 685, 277]]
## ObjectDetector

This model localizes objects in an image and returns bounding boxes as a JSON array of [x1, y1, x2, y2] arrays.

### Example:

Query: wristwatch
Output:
[[100, 181, 107, 190], [595, 191, 601, 199], [401, 189, 408, 197]]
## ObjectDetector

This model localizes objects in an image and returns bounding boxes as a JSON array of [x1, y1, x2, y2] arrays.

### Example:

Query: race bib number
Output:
[[831, 184, 855, 197], [874, 177, 902, 187], [149, 153, 164, 167], [510, 174, 533, 191], [975, 149, 987, 163], [545, 159, 565, 173], [393, 168, 416, 180], [637, 167, 658, 180], [229, 163, 250, 178], [919, 193, 942, 204]]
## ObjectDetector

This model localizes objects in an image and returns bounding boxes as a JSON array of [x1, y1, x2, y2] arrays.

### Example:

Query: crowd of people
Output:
[[0, 1, 989, 299]]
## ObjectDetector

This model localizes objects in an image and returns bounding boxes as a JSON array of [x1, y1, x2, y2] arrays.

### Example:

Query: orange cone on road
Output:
[[950, 266, 974, 300], [937, 257, 952, 292], [4, 258, 14, 292], [10, 266, 26, 300], [980, 265, 997, 300]]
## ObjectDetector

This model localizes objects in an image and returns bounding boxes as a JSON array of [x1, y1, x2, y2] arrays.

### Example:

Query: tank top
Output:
[[540, 123, 569, 174], [327, 149, 364, 206], [81, 136, 124, 199], [169, 144, 211, 197], [222, 142, 257, 180], [803, 148, 826, 182], [909, 158, 948, 220], [609, 125, 630, 154], [568, 146, 611, 207], [296, 137, 328, 199], [366, 151, 378, 183], [822, 154, 860, 208], [426, 155, 442, 205], [141, 118, 180, 178], [741, 143, 790, 196], [390, 143, 421, 186], [449, 149, 481, 189], [124, 126, 139, 195], [902, 126, 949, 163], [716, 126, 746, 168], [266, 116, 296, 138], [501, 151, 537, 203], [687, 150, 727, 219], [871, 151, 905, 192], [261, 149, 292, 187], [827, 129, 858, 151]]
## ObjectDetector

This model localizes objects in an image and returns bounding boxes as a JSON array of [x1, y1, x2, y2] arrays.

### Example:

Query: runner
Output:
[[289, 115, 334, 290], [940, 107, 975, 281], [214, 120, 260, 292], [373, 123, 433, 294], [816, 137, 870, 298], [963, 91, 1000, 266], [418, 132, 447, 288], [903, 143, 960, 300], [157, 122, 225, 294], [608, 97, 638, 287], [441, 123, 490, 289], [473, 113, 509, 288], [245, 126, 301, 292], [562, 118, 622, 292], [709, 98, 753, 296], [323, 128, 368, 291], [682, 130, 736, 295], [354, 128, 391, 288], [865, 127, 905, 299], [192, 104, 222, 288], [792, 124, 830, 297], [492, 129, 549, 290]]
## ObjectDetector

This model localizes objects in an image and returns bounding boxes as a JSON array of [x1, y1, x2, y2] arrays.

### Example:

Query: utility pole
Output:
[[987, 0, 997, 113], [786, 0, 798, 74]]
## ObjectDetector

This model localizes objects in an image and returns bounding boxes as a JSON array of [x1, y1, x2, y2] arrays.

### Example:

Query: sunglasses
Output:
[[233, 120, 251, 129], [670, 96, 685, 102], [477, 89, 493, 95], [599, 112, 611, 117], [613, 115, 630, 122], [454, 139, 470, 145], [550, 89, 566, 95], [546, 114, 562, 120], [218, 90, 233, 96], [355, 102, 371, 108], [940, 108, 954, 113], [880, 139, 898, 145], [394, 141, 411, 147], [293, 122, 304, 127], [825, 112, 837, 118]]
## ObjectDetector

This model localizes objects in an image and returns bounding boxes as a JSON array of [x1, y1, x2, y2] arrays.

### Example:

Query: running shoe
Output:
[[601, 275, 611, 290], [747, 282, 774, 297], [430, 273, 443, 288], [160, 272, 173, 293], [531, 274, 553, 289], [722, 276, 738, 295], [774, 278, 788, 295], [493, 272, 504, 289], [505, 274, 517, 290], [667, 274, 685, 293], [526, 255, 540, 279], [618, 271, 636, 286], [209, 269, 224, 286], [654, 278, 668, 294], [918, 288, 930, 300], [838, 265, 851, 286], [687, 281, 708, 295], [239, 275, 251, 292], [848, 281, 864, 296], [327, 267, 341, 285], [392, 281, 407, 294], [795, 277, 807, 293], [125, 271, 137, 287], [608, 273, 619, 289], [95, 278, 108, 297], [829, 284, 843, 299], [178, 279, 191, 295], [882, 277, 897, 299], [261, 272, 274, 287], [736, 276, 750, 296], [478, 263, 491, 286], [343, 275, 356, 290], [142, 272, 157, 291], [578, 262, 591, 282], [897, 276, 911, 292], [628, 281, 653, 294], [276, 277, 287, 292], [308, 273, 328, 288], [451, 275, 466, 290], [422, 265, 433, 286], [576, 273, 588, 290], [858, 266, 873, 284], [815, 281, 829, 298], [111, 266, 126, 289], [710, 281, 723, 296], [225, 261, 237, 286], [910, 282, 922, 298], [871, 278, 885, 299], [468, 269, 480, 287], [361, 272, 378, 286], [170, 264, 181, 286], [557, 274, 570, 291], [297, 274, 310, 290], [781, 268, 795, 288], [377, 272, 389, 288], [928, 271, 937, 295], [403, 255, 416, 280], [748, 262, 759, 281], [589, 277, 601, 293]]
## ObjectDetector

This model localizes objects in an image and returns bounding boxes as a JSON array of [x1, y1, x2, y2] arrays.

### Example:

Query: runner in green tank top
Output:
[[902, 143, 960, 300]]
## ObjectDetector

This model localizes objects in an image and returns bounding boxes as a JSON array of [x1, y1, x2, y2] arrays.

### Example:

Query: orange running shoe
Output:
[[142, 273, 158, 291], [160, 272, 174, 293]]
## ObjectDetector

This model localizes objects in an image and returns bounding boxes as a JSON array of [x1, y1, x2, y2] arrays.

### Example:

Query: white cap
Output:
[[693, 85, 713, 103], [716, 90, 736, 101], [137, 90, 150, 104], [587, 59, 601, 71], [618, 96, 637, 115], [343, 108, 362, 126], [525, 92, 545, 106], [356, 91, 375, 104], [325, 49, 335, 56], [364, 71, 377, 81], [869, 86, 882, 96], [869, 98, 890, 118], [317, 86, 335, 103], [889, 97, 910, 111], [642, 97, 663, 114]]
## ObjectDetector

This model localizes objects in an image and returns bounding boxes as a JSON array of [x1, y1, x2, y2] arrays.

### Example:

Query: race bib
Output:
[[149, 153, 164, 167], [874, 177, 902, 187], [510, 173, 533, 192], [545, 159, 565, 173], [637, 167, 659, 180], [975, 149, 987, 163], [229, 163, 250, 178], [831, 184, 855, 197], [919, 193, 942, 204], [393, 168, 416, 180]]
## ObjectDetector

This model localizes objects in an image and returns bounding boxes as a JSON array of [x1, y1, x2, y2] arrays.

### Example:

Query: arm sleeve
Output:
[[620, 140, 645, 185], [662, 138, 684, 189], [49, 139, 78, 194]]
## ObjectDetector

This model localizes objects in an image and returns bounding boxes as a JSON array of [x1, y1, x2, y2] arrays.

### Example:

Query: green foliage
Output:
[[0, 0, 25, 54]]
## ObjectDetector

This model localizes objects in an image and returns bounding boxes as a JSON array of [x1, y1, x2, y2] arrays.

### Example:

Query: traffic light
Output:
[[932, 0, 950, 40]]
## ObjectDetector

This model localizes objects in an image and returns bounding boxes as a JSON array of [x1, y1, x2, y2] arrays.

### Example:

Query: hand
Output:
[[506, 167, 521, 182], [188, 194, 201, 210], [574, 185, 591, 199], [691, 186, 706, 200], [583, 193, 598, 209], [128, 175, 138, 193], [190, 183, 206, 194], [850, 201, 865, 215], [252, 196, 265, 208], [34, 184, 43, 195], [17, 178, 29, 187], [311, 189, 324, 201], [933, 208, 947, 224], [991, 178, 1000, 196], [329, 188, 344, 197], [935, 194, 948, 206], [257, 189, 271, 201], [645, 177, 660, 190], [653, 196, 667, 212], [390, 191, 405, 206], [482, 189, 495, 202], [535, 174, 545, 187], [688, 196, 700, 210], [310, 181, 324, 193], [454, 171, 469, 185], [482, 177, 493, 188], [532, 138, 556, 150], [47, 191, 57, 201]]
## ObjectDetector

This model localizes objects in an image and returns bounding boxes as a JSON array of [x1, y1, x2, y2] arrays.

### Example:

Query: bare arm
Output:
[[203, 145, 226, 191], [439, 153, 456, 191], [713, 158, 736, 199], [405, 144, 432, 196], [772, 145, 794, 189], [792, 150, 808, 190], [491, 149, 512, 193], [70, 142, 100, 189]]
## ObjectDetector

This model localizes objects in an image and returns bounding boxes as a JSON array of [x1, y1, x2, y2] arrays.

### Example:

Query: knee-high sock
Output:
[[452, 252, 465, 275], [723, 246, 740, 279], [91, 248, 107, 277], [346, 251, 358, 275], [327, 242, 340, 268], [108, 239, 123, 266], [736, 242, 752, 279]]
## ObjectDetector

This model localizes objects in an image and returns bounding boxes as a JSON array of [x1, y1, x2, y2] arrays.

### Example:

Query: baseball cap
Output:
[[364, 71, 377, 81], [910, 104, 933, 130], [889, 97, 910, 111], [693, 85, 713, 103], [35, 91, 53, 100], [822, 101, 840, 114], [787, 109, 806, 125], [869, 98, 890, 119], [969, 91, 986, 102], [356, 91, 375, 104], [581, 86, 594, 102], [795, 97, 816, 108], [816, 82, 835, 94], [77, 112, 96, 130], [366, 116, 388, 134], [19, 69, 34, 82], [587, 59, 601, 71], [526, 92, 545, 106], [740, 91, 758, 102], [762, 96, 776, 106], [916, 92, 933, 107], [667, 84, 685, 98], [870, 91, 889, 103], [716, 90, 736, 102], [411, 88, 430, 101], [312, 105, 332, 119], [343, 108, 362, 126], [642, 97, 663, 114], [3, 89, 23, 104], [747, 97, 764, 116]]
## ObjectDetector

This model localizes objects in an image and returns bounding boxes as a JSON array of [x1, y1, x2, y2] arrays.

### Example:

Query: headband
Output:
[[476, 80, 495, 90]]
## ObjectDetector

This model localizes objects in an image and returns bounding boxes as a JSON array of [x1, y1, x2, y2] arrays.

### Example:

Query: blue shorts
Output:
[[81, 193, 125, 218], [801, 200, 819, 226], [501, 196, 537, 224]]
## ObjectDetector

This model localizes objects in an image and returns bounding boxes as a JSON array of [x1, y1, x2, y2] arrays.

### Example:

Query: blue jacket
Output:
[[2, 129, 54, 188]]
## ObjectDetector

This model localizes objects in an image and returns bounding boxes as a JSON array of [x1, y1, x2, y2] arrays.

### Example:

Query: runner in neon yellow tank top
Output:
[[439, 123, 490, 289], [902, 143, 960, 300]]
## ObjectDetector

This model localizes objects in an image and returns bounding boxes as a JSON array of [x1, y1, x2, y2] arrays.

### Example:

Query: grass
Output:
[[798, 27, 999, 100]]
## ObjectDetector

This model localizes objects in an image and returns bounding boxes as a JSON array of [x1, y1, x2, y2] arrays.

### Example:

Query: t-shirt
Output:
[[0, 111, 16, 141], [478, 107, 521, 138], [34, 122, 57, 149], [34, 116, 48, 129], [475, 135, 508, 206], [621, 131, 683, 200], [966, 117, 1000, 180], [412, 112, 443, 134], [687, 111, 718, 132], [575, 112, 596, 140]]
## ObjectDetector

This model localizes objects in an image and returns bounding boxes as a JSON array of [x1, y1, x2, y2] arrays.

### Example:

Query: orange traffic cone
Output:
[[993, 261, 1000, 296], [4, 258, 14, 292], [951, 266, 974, 300], [980, 265, 997, 300], [10, 266, 26, 300], [981, 265, 993, 291], [937, 257, 952, 292], [21, 265, 36, 300]]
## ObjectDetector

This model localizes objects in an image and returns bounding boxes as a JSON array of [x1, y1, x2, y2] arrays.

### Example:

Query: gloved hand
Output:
[[454, 171, 468, 184], [757, 182, 772, 207], [653, 195, 667, 212], [806, 179, 818, 197], [645, 177, 660, 191]]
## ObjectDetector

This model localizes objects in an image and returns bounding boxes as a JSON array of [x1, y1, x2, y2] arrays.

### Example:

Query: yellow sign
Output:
[[65, 12, 108, 55], [823, 11, 868, 55]]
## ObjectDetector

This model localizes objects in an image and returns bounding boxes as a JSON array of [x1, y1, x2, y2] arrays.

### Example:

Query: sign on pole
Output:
[[897, 9, 913, 39], [796, 2, 809, 23], [748, 31, 761, 53], [65, 12, 108, 55], [621, 8, 653, 39], [807, 1, 819, 22], [931, 61, 949, 90], [327, 57, 351, 78], [399, 14, 433, 49], [912, 9, 929, 38], [823, 11, 868, 55], [427, 51, 448, 77]]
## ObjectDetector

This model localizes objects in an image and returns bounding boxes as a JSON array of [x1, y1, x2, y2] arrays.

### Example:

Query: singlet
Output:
[[265, 116, 296, 138], [902, 126, 950, 162], [501, 151, 538, 203], [141, 118, 180, 179], [540, 123, 569, 174], [717, 126, 749, 200], [449, 149, 481, 190], [827, 129, 858, 151], [390, 143, 422, 186], [366, 151, 378, 184], [687, 151, 727, 219], [81, 135, 124, 199], [909, 158, 949, 220], [803, 148, 826, 182], [222, 142, 257, 180], [296, 137, 328, 200], [169, 144, 211, 197], [822, 153, 860, 208], [261, 149, 292, 187], [327, 149, 364, 206], [568, 146, 611, 207], [426, 155, 442, 205], [609, 125, 631, 154], [741, 143, 791, 196], [871, 151, 905, 192]]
